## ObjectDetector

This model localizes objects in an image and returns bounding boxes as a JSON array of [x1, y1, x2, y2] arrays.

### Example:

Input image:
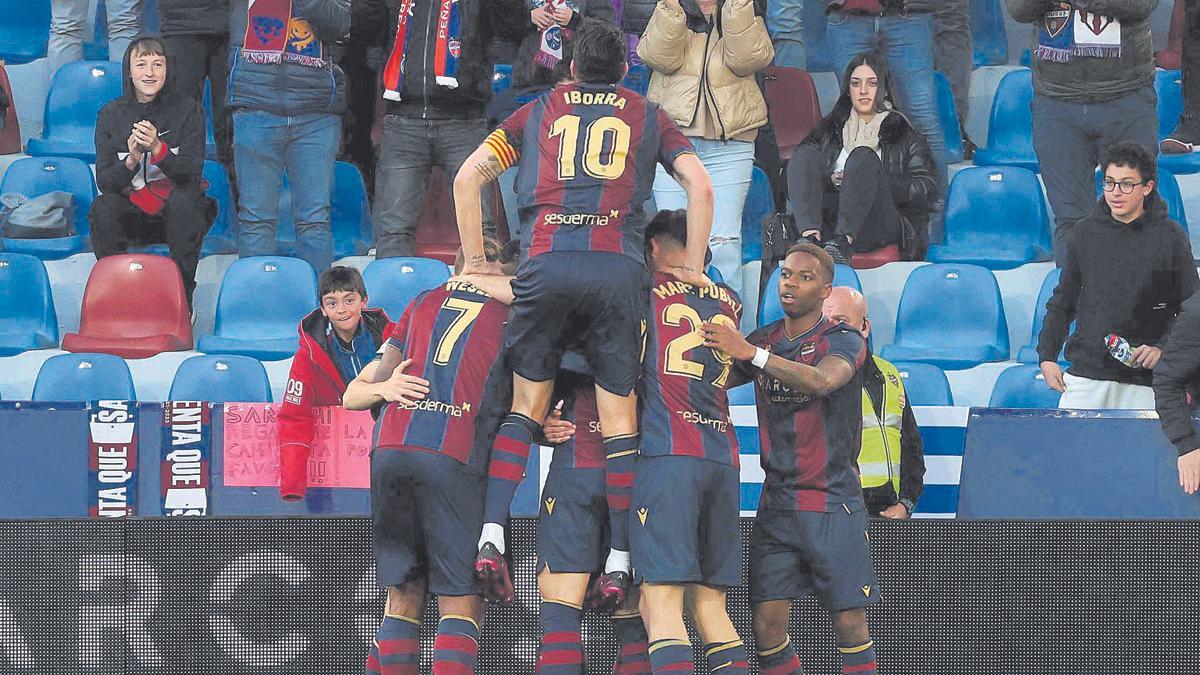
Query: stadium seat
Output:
[[272, 161, 373, 259], [926, 166, 1052, 269], [934, 71, 964, 164], [62, 255, 193, 359], [973, 69, 1038, 171], [493, 63, 513, 95], [0, 66, 22, 155], [0, 156, 98, 259], [622, 64, 650, 96], [32, 353, 136, 402], [0, 1, 50, 64], [169, 355, 273, 403], [762, 66, 821, 162], [970, 0, 1009, 67], [989, 364, 1062, 408], [890, 361, 954, 406], [1017, 267, 1071, 365], [850, 244, 901, 269], [362, 256, 451, 321], [1156, 69, 1200, 175], [0, 253, 59, 356], [196, 256, 318, 360], [881, 264, 1010, 370], [1094, 167, 1188, 232], [759, 262, 860, 327], [741, 167, 771, 263], [25, 61, 123, 162]]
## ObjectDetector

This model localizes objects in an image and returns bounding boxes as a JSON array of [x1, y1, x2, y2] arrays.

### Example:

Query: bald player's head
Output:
[[823, 286, 869, 338]]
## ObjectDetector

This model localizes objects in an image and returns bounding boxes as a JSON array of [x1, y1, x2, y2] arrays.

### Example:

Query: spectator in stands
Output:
[[823, 0, 946, 172], [90, 37, 213, 308], [1152, 288, 1200, 495], [639, 0, 774, 290], [1160, 0, 1197, 155], [1038, 143, 1198, 410], [824, 286, 925, 518], [787, 52, 937, 262], [159, 0, 233, 171], [1007, 0, 1159, 253], [227, 0, 350, 273], [278, 266, 400, 501], [512, 1, 614, 90], [487, 28, 577, 131], [48, 0, 142, 76], [934, 0, 975, 157], [765, 0, 806, 68], [372, 0, 526, 258], [334, 0, 388, 197]]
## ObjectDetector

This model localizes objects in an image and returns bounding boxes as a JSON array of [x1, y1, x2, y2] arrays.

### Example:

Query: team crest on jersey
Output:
[[1044, 3, 1071, 37], [800, 341, 817, 359]]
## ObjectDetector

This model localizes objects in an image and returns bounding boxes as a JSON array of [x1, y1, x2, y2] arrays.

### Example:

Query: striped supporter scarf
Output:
[[382, 0, 462, 101], [242, 0, 326, 67]]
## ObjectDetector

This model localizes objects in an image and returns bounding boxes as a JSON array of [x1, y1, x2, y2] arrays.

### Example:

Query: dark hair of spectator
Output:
[[785, 241, 834, 283], [318, 266, 368, 299], [129, 37, 167, 59], [646, 209, 688, 248], [572, 18, 627, 85], [1102, 142, 1157, 187], [838, 52, 894, 113]]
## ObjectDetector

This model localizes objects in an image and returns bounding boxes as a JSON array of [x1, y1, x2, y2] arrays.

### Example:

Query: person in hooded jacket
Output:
[[786, 51, 937, 263], [90, 36, 214, 307]]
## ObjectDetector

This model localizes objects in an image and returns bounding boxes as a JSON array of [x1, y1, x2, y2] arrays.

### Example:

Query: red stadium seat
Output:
[[850, 244, 901, 269], [62, 254, 193, 358], [414, 167, 510, 264], [0, 65, 21, 155], [761, 66, 822, 162]]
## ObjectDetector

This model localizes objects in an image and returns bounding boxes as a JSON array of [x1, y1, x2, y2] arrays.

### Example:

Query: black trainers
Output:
[[1161, 119, 1198, 154], [823, 235, 852, 265]]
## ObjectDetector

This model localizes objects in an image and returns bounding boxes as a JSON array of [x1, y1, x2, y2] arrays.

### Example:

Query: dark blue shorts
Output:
[[629, 455, 741, 588], [748, 506, 880, 610], [506, 251, 651, 397], [370, 448, 484, 597], [538, 467, 607, 574]]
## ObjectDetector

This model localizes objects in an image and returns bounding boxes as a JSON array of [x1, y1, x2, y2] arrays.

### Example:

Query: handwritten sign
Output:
[[222, 404, 373, 489]]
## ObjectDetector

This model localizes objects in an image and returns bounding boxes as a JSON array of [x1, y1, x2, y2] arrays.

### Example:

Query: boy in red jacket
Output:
[[278, 266, 394, 501]]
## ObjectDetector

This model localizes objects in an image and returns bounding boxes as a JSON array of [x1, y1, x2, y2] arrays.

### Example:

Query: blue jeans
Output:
[[826, 11, 946, 165], [233, 110, 340, 272], [653, 138, 755, 292], [766, 0, 806, 69], [49, 0, 142, 75]]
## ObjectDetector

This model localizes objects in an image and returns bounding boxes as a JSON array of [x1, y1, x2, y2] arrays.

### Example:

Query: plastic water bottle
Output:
[[1106, 334, 1136, 367]]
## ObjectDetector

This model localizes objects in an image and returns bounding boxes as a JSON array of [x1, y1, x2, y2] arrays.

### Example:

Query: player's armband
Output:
[[482, 129, 519, 172]]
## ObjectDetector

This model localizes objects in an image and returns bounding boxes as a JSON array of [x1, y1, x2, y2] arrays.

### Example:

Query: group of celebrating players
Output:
[[343, 19, 881, 675]]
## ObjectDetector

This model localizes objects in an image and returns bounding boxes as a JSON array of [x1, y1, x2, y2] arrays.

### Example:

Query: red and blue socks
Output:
[[368, 613, 421, 675], [537, 599, 585, 673], [838, 640, 877, 674], [431, 615, 479, 675], [704, 641, 748, 674], [483, 413, 541, 528], [648, 638, 694, 673], [757, 636, 804, 675], [603, 433, 639, 554], [612, 614, 651, 674]]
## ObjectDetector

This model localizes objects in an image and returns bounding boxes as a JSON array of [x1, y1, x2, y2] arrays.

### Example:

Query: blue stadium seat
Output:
[[758, 262, 860, 327], [32, 353, 136, 402], [196, 257, 318, 360], [273, 162, 371, 259], [493, 63, 513, 95], [973, 69, 1037, 171], [0, 253, 60, 356], [741, 166, 771, 263], [362, 257, 451, 321], [622, 64, 650, 96], [1094, 167, 1188, 232], [1156, 69, 1200, 175], [970, 0, 1009, 67], [707, 265, 724, 285], [1018, 267, 1058, 364], [0, 156, 98, 259], [988, 364, 1062, 408], [890, 361, 954, 406], [203, 80, 217, 160], [934, 71, 964, 164], [25, 61, 124, 162], [926, 166, 1052, 269], [881, 264, 1010, 370], [728, 382, 755, 406], [0, 1, 50, 64], [169, 355, 273, 403]]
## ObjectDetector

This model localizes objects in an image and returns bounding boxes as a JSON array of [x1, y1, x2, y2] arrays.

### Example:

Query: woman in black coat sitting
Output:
[[788, 51, 938, 262]]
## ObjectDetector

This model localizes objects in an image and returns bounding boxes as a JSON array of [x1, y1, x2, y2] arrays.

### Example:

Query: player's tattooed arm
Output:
[[455, 144, 501, 275], [761, 355, 854, 397], [473, 152, 506, 183]]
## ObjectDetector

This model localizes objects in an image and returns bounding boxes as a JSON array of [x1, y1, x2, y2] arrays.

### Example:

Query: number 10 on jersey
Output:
[[549, 114, 632, 181]]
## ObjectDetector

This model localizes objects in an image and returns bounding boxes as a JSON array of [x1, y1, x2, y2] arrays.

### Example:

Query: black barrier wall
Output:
[[1, 518, 1199, 674]]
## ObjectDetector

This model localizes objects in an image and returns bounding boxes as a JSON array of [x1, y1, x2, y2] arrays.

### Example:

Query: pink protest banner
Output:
[[222, 404, 373, 489]]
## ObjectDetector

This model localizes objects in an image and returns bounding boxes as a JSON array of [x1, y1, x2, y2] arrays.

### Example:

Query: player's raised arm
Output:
[[454, 113, 526, 275], [669, 152, 715, 285]]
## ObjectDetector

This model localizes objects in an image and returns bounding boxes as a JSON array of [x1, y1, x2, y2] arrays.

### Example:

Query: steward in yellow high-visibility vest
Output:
[[858, 354, 925, 517]]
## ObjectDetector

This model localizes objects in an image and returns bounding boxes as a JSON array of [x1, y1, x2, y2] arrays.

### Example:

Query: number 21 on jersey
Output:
[[549, 114, 631, 181]]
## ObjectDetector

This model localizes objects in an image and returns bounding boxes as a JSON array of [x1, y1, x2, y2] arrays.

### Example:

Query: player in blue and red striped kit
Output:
[[452, 19, 715, 607], [703, 242, 880, 675], [344, 239, 516, 675], [632, 210, 747, 675]]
